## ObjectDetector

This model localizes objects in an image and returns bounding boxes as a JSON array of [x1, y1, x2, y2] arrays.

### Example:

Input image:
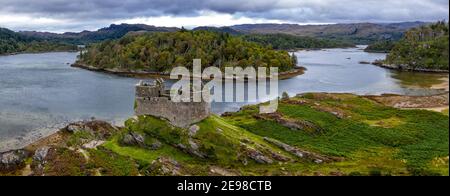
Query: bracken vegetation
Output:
[[224, 93, 449, 175]]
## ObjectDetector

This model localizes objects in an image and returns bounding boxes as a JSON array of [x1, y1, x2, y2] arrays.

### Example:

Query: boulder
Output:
[[263, 137, 338, 163], [130, 132, 145, 146], [188, 139, 199, 151], [188, 125, 200, 137], [32, 147, 51, 173], [33, 147, 50, 163], [82, 140, 105, 149], [246, 148, 273, 164], [240, 145, 273, 164], [121, 132, 146, 147], [0, 150, 29, 172], [63, 120, 119, 139], [146, 157, 186, 176], [121, 134, 137, 146], [121, 132, 162, 150], [149, 140, 162, 150], [270, 152, 291, 162], [176, 143, 206, 159], [254, 112, 323, 133]]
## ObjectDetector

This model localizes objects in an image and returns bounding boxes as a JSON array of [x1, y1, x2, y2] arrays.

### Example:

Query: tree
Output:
[[79, 30, 298, 73]]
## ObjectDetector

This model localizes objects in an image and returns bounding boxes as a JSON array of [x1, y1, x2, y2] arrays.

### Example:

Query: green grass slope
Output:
[[224, 93, 449, 175], [3, 93, 447, 176]]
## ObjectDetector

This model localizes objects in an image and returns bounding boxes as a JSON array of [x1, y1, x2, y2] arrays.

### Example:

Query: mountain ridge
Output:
[[12, 21, 427, 45]]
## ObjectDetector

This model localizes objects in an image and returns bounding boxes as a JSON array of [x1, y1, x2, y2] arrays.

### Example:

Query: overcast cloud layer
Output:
[[0, 0, 448, 32]]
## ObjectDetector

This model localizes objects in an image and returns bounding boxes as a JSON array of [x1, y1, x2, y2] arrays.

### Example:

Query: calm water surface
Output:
[[0, 46, 447, 151]]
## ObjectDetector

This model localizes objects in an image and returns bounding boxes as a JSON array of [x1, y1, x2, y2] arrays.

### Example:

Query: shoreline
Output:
[[286, 46, 356, 52], [0, 50, 78, 57], [371, 61, 449, 73], [71, 63, 306, 80], [363, 50, 389, 53]]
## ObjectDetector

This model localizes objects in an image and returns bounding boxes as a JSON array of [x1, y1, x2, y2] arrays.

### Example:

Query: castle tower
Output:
[[134, 79, 211, 128]]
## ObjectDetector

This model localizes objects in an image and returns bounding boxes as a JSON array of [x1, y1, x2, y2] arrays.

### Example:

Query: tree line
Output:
[[241, 34, 355, 50], [79, 31, 298, 72], [0, 28, 77, 55]]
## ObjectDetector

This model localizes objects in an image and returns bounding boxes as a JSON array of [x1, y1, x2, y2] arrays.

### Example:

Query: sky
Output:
[[0, 0, 448, 33]]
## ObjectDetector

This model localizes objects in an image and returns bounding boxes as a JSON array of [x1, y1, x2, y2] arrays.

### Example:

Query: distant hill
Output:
[[193, 26, 242, 35], [241, 34, 355, 50], [19, 24, 179, 45], [0, 27, 77, 55], [230, 22, 427, 44], [2, 22, 429, 54], [21, 22, 421, 46]]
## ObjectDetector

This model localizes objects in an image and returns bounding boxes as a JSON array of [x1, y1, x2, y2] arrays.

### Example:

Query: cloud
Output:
[[0, 0, 448, 32]]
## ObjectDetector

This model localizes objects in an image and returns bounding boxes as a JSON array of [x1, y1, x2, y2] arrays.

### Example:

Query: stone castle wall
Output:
[[134, 80, 211, 128], [135, 97, 211, 128]]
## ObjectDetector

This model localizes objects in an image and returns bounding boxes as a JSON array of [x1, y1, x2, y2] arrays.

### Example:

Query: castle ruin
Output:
[[134, 79, 211, 128]]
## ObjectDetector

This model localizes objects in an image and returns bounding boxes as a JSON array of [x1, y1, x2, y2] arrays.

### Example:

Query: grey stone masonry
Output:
[[135, 79, 211, 128]]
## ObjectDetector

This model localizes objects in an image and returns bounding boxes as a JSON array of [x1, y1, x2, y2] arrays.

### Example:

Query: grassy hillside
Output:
[[78, 30, 298, 72], [224, 93, 449, 175], [385, 21, 449, 71], [3, 93, 447, 176]]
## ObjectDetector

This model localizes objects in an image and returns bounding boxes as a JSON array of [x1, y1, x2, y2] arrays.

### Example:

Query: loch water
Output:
[[0, 46, 447, 151]]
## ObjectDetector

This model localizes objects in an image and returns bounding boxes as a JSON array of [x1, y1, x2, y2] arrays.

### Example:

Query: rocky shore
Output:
[[365, 93, 449, 111], [371, 60, 449, 73], [71, 63, 306, 80], [1, 120, 120, 176], [0, 50, 78, 57]]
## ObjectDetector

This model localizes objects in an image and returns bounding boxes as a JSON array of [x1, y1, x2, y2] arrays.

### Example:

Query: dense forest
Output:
[[78, 30, 298, 72], [385, 21, 449, 71], [241, 34, 355, 50], [0, 28, 77, 55], [364, 40, 396, 53]]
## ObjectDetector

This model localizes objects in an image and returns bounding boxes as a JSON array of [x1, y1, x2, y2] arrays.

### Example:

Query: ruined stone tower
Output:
[[134, 79, 211, 128]]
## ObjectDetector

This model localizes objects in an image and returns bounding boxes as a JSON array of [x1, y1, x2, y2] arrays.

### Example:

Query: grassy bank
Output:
[[2, 93, 448, 176]]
